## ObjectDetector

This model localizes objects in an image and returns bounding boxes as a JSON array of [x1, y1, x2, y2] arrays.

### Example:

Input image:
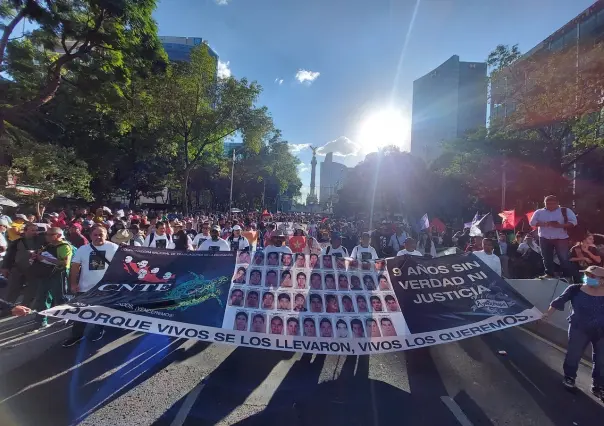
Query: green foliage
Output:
[[2, 137, 92, 206], [150, 45, 276, 213], [0, 0, 166, 132]]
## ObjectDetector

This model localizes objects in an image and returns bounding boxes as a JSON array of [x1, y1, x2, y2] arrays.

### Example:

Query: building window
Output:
[[580, 14, 597, 37], [550, 36, 564, 51]]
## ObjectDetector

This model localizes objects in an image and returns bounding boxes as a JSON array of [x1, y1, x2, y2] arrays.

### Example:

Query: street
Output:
[[0, 319, 602, 426]]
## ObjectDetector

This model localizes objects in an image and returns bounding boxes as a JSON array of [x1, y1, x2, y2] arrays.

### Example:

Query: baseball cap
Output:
[[581, 266, 604, 277], [211, 225, 221, 232], [0, 219, 9, 227], [232, 225, 242, 231], [15, 214, 28, 221]]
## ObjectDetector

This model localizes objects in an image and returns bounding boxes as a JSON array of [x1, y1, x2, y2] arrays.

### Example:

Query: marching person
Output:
[[542, 266, 604, 400], [31, 227, 73, 330], [144, 221, 175, 249], [2, 222, 45, 306], [388, 224, 408, 255], [321, 232, 348, 257], [264, 229, 293, 254], [192, 221, 211, 250], [396, 238, 423, 257], [472, 238, 502, 276], [227, 225, 250, 252], [198, 225, 230, 252], [350, 232, 378, 261], [63, 225, 119, 347], [529, 195, 577, 279]]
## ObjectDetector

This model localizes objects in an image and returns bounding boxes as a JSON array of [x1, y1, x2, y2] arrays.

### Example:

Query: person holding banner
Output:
[[192, 222, 211, 250], [144, 222, 175, 249], [396, 238, 423, 257], [198, 226, 230, 252], [542, 266, 604, 399], [227, 225, 250, 252], [473, 238, 502, 276], [264, 230, 292, 254], [350, 232, 378, 262], [63, 225, 119, 347], [321, 232, 348, 257]]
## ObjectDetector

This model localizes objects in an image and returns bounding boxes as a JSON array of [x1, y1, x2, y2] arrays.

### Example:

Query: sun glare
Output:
[[358, 108, 410, 153]]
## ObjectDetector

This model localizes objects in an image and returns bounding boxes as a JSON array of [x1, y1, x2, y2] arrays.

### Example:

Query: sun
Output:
[[358, 108, 410, 153]]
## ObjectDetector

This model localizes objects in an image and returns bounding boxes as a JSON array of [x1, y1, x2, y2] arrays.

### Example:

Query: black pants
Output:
[[71, 320, 103, 339]]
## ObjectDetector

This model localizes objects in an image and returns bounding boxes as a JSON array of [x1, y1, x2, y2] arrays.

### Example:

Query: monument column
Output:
[[306, 147, 318, 205]]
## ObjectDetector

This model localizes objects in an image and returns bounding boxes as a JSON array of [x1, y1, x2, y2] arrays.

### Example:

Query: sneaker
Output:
[[563, 376, 577, 390], [89, 329, 105, 342], [62, 336, 84, 348], [591, 385, 604, 400], [31, 323, 50, 333]]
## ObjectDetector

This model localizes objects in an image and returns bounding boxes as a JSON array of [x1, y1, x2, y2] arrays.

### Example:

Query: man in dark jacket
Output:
[[1, 223, 45, 305]]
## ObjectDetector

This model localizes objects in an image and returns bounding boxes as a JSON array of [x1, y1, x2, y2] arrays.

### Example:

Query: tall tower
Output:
[[306, 147, 318, 205]]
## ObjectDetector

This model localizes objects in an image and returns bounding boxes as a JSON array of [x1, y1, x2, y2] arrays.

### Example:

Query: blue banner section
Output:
[[70, 247, 235, 328]]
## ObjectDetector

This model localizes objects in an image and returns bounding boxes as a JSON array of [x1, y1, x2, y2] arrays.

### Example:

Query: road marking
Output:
[[508, 360, 546, 397], [440, 396, 474, 426], [170, 378, 208, 426]]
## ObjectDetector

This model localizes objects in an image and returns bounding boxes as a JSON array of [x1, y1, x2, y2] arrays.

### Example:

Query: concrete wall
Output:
[[506, 278, 571, 331]]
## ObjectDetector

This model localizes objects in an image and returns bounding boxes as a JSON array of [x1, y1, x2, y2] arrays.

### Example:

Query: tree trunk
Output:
[[181, 168, 192, 215], [129, 188, 138, 209]]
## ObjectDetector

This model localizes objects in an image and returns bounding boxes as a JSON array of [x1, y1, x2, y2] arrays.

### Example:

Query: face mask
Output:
[[583, 276, 600, 287]]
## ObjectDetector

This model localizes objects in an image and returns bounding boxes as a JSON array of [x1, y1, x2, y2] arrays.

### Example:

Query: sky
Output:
[[154, 0, 597, 200]]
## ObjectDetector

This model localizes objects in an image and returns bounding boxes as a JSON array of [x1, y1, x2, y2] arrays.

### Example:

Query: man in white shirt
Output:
[[192, 221, 211, 249], [198, 225, 231, 252], [473, 238, 502, 276], [227, 225, 250, 251], [63, 225, 119, 347], [144, 221, 175, 249], [321, 233, 348, 257], [264, 230, 293, 254], [388, 225, 408, 254], [529, 195, 577, 279], [396, 238, 423, 257], [351, 232, 378, 261]]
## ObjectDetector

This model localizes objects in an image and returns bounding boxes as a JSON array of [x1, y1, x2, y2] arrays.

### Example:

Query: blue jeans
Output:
[[539, 237, 572, 277], [563, 324, 604, 386]]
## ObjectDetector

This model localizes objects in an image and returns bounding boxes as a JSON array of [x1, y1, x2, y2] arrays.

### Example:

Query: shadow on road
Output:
[[0, 326, 211, 426], [481, 330, 604, 426]]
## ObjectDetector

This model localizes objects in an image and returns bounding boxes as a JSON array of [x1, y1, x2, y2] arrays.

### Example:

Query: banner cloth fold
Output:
[[42, 247, 541, 355]]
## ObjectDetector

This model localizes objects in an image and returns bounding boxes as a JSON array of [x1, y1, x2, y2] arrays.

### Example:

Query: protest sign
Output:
[[42, 249, 541, 355]]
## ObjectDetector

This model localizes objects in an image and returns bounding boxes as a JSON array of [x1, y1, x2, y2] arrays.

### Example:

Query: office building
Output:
[[490, 1, 604, 124], [319, 152, 348, 205], [411, 55, 487, 163], [159, 36, 219, 63]]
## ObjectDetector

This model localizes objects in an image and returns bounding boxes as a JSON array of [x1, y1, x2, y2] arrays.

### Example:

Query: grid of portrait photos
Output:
[[223, 251, 409, 339]]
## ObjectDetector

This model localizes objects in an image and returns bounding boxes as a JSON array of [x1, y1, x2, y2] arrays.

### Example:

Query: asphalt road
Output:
[[0, 318, 603, 426]]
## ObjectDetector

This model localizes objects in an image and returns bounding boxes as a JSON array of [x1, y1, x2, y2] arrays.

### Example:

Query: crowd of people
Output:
[[0, 195, 602, 399]]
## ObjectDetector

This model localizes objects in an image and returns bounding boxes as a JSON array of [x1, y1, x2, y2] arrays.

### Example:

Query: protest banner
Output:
[[42, 248, 541, 355]]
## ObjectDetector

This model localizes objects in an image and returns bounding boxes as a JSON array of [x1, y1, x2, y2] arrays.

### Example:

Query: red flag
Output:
[[498, 210, 516, 230], [288, 236, 306, 253], [525, 211, 537, 230]]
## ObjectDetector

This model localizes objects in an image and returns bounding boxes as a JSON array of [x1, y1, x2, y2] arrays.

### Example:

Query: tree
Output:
[[1, 136, 92, 215], [0, 0, 165, 135], [152, 45, 275, 214], [333, 146, 471, 225]]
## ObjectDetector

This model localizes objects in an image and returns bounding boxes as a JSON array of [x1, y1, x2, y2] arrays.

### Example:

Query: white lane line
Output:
[[170, 378, 208, 426], [440, 396, 474, 426], [507, 360, 546, 397]]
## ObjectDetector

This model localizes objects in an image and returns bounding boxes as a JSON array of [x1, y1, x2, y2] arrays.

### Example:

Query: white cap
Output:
[[15, 214, 28, 221], [232, 225, 242, 231], [0, 219, 9, 227]]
